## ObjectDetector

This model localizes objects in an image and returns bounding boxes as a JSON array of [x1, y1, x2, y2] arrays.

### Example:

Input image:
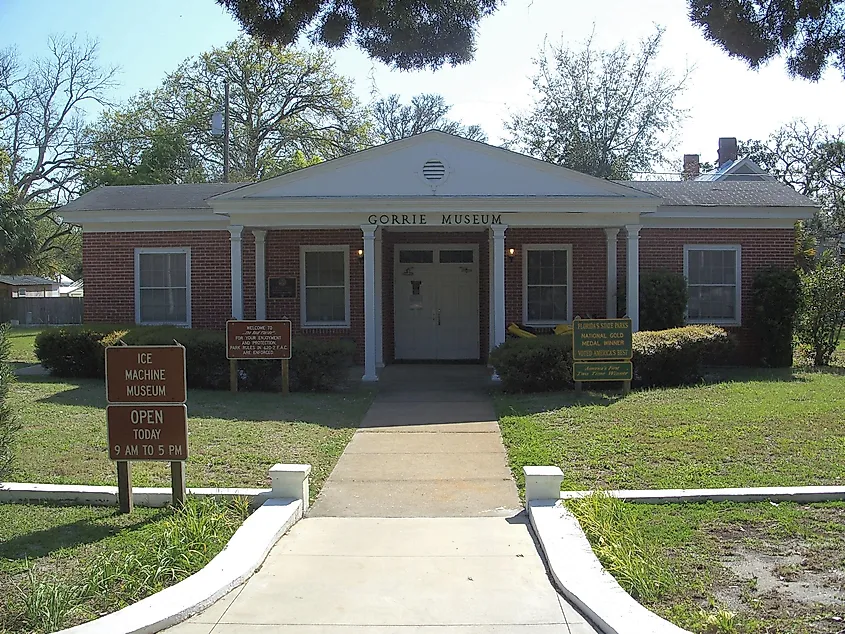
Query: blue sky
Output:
[[3, 0, 845, 172]]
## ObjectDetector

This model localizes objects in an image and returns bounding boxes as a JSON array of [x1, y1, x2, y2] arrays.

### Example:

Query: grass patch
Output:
[[0, 497, 248, 633], [7, 328, 42, 364], [496, 368, 845, 492], [572, 500, 845, 634], [9, 377, 374, 499]]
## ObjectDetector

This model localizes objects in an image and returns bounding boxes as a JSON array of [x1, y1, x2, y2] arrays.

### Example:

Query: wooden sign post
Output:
[[105, 345, 188, 512], [571, 318, 633, 395], [226, 320, 292, 394]]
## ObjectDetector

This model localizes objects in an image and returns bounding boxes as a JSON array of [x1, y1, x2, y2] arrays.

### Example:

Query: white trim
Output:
[[254, 230, 267, 320], [683, 244, 742, 326], [361, 225, 378, 382], [229, 225, 244, 320], [300, 245, 351, 328], [374, 228, 384, 368], [133, 247, 192, 327], [625, 225, 641, 332], [521, 243, 574, 327]]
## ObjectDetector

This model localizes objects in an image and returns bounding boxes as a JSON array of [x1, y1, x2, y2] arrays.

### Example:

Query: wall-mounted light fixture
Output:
[[507, 247, 516, 258], [357, 249, 364, 259]]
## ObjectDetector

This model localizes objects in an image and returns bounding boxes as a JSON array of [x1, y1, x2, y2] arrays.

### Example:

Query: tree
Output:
[[797, 252, 845, 365], [505, 29, 689, 179], [86, 37, 369, 182], [0, 36, 115, 275], [688, 0, 845, 81], [0, 194, 38, 274], [739, 120, 845, 242], [216, 0, 502, 70], [370, 93, 486, 144]]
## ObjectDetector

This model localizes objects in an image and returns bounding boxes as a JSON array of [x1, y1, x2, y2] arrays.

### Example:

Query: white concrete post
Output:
[[254, 229, 267, 320], [229, 225, 244, 320], [524, 466, 564, 506], [604, 228, 619, 319], [269, 463, 312, 512], [361, 225, 378, 382], [492, 224, 508, 348], [625, 224, 641, 332], [374, 228, 384, 368], [488, 231, 495, 356]]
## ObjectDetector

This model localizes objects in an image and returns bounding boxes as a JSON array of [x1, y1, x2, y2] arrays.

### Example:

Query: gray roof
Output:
[[618, 180, 817, 207], [0, 275, 56, 286], [59, 183, 250, 212]]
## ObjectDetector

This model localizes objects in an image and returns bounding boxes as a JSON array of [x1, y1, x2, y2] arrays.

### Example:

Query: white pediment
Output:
[[213, 132, 655, 201]]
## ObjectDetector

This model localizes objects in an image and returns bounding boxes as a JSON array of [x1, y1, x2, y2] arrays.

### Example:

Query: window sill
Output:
[[301, 324, 351, 330], [136, 321, 191, 327], [685, 319, 741, 327]]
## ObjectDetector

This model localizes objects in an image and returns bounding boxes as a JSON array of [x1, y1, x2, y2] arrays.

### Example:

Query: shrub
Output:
[[34, 326, 119, 378], [490, 335, 574, 393], [632, 325, 733, 388], [0, 323, 21, 479], [239, 338, 356, 392], [638, 270, 688, 331], [796, 255, 845, 366], [750, 267, 800, 367]]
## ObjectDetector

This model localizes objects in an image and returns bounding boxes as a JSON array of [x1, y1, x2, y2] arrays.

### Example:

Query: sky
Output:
[[3, 0, 845, 173]]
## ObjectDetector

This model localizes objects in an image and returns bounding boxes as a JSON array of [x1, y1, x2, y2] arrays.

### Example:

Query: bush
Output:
[[35, 325, 354, 392], [0, 324, 21, 479], [796, 256, 845, 366], [638, 271, 688, 331], [750, 267, 800, 367], [632, 325, 733, 388], [490, 335, 574, 393]]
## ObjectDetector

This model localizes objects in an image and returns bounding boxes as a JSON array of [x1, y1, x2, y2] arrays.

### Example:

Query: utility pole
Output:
[[223, 78, 230, 183]]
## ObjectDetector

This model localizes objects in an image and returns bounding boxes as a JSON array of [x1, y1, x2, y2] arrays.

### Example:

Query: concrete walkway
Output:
[[168, 366, 598, 634]]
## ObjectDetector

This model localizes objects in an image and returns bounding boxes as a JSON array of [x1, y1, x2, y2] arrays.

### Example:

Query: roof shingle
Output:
[[617, 180, 816, 207], [59, 183, 250, 212]]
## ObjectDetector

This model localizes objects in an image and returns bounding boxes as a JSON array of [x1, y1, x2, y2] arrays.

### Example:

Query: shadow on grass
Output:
[[497, 389, 624, 416], [25, 375, 366, 428], [0, 503, 165, 561]]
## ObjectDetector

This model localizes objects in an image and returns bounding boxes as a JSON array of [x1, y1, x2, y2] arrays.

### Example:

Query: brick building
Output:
[[61, 132, 815, 380]]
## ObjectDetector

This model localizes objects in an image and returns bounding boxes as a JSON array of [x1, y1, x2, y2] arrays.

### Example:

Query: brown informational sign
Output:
[[105, 345, 187, 404], [226, 320, 292, 360], [107, 404, 188, 461]]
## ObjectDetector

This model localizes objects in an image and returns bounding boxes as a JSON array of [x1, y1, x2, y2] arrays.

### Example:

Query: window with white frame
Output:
[[524, 245, 572, 324], [135, 248, 190, 325], [684, 245, 741, 324], [301, 246, 349, 327]]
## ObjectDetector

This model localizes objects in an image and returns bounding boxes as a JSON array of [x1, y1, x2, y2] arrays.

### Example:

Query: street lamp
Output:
[[210, 78, 230, 183]]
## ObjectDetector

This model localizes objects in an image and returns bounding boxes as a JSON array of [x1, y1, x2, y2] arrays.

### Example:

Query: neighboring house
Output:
[[58, 131, 815, 378], [58, 274, 84, 297], [0, 275, 60, 298], [683, 137, 775, 183]]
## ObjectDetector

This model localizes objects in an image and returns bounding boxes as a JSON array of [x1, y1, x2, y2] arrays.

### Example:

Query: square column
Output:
[[229, 225, 244, 320], [604, 228, 619, 319], [491, 224, 508, 349], [361, 225, 378, 382], [254, 229, 267, 320], [374, 228, 384, 368], [625, 224, 641, 332]]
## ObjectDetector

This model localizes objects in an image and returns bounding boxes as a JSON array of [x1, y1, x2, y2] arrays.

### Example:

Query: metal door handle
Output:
[[438, 309, 441, 326]]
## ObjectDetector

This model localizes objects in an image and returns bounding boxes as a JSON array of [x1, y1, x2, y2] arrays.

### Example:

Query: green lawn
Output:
[[0, 499, 247, 633], [9, 377, 374, 498], [496, 368, 845, 493], [568, 497, 845, 634], [6, 327, 42, 364]]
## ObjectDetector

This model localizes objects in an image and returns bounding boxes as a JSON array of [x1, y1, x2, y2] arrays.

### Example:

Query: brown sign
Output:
[[107, 404, 188, 461], [105, 345, 187, 404], [227, 320, 292, 360]]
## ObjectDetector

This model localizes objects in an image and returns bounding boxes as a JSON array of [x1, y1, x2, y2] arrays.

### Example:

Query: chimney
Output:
[[683, 154, 700, 180], [717, 137, 738, 167]]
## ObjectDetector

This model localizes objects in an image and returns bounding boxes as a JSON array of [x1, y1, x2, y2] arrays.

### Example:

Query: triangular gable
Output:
[[697, 157, 774, 182], [212, 131, 656, 201]]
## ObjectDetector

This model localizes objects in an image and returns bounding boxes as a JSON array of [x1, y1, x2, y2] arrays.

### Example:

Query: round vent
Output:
[[422, 159, 447, 182]]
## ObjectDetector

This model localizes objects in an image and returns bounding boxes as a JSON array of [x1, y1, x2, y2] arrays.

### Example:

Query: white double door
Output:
[[394, 245, 480, 360]]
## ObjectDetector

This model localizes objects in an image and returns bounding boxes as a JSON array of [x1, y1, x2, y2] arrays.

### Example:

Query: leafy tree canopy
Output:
[[506, 28, 689, 179], [689, 0, 845, 80], [370, 93, 486, 143], [216, 0, 502, 70]]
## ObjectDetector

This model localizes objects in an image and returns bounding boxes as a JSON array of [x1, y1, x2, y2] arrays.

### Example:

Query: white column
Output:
[[604, 228, 619, 319], [361, 225, 378, 382], [374, 228, 384, 368], [488, 231, 495, 358], [492, 224, 508, 349], [254, 229, 267, 320], [625, 224, 641, 332], [229, 225, 244, 320]]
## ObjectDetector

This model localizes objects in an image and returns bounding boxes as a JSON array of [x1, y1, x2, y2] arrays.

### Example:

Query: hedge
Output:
[[35, 325, 355, 392], [632, 325, 734, 388], [750, 267, 800, 367], [490, 325, 734, 393]]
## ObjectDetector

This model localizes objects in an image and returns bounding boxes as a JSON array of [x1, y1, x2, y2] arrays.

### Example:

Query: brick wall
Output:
[[83, 231, 232, 330], [383, 231, 490, 363], [504, 228, 609, 326]]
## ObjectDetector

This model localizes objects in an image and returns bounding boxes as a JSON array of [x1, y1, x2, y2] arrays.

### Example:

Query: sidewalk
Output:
[[168, 366, 598, 634]]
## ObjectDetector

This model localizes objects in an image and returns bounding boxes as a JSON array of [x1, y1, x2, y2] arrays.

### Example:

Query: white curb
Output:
[[0, 483, 271, 507], [559, 485, 845, 504]]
